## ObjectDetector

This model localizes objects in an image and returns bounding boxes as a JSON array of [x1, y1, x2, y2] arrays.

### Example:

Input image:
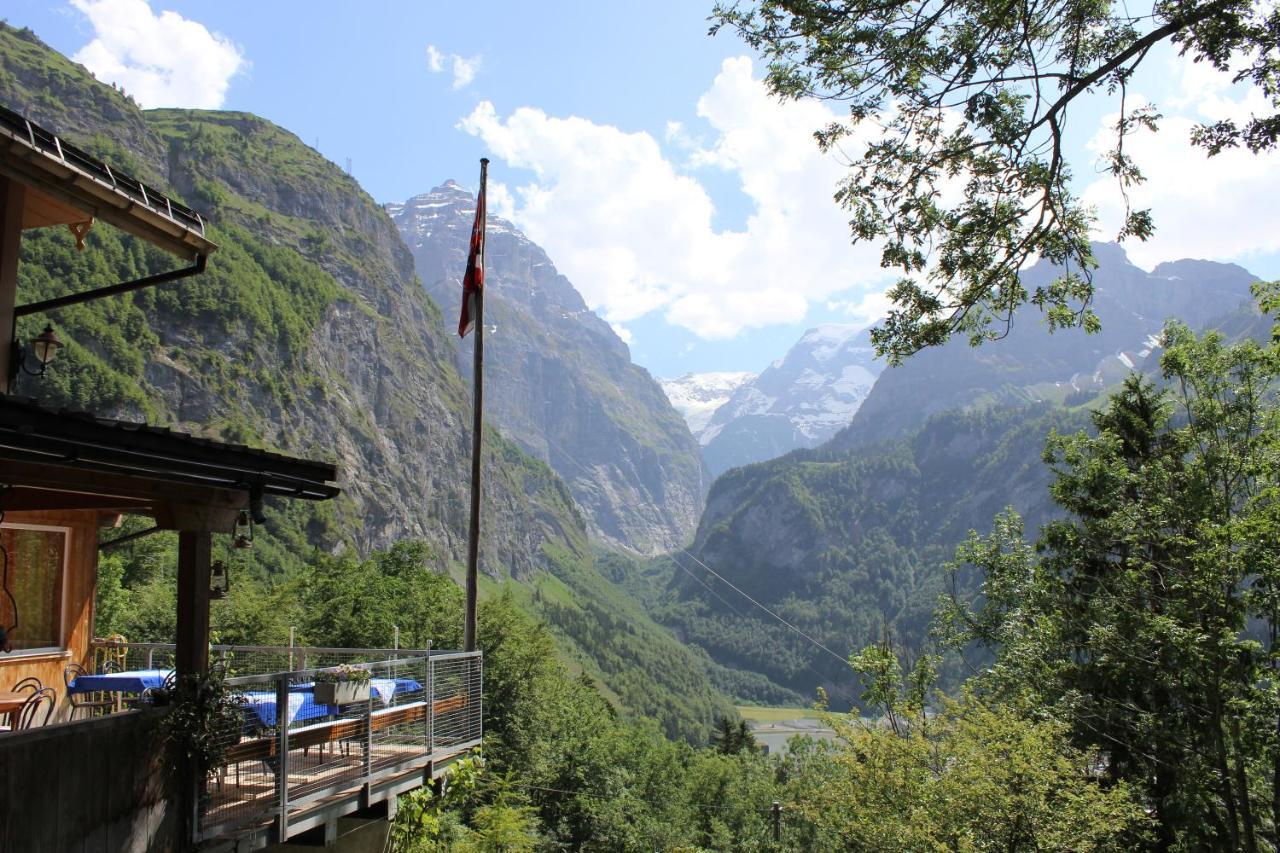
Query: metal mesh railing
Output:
[[429, 651, 483, 755], [82, 641, 481, 844], [88, 640, 424, 682], [193, 652, 480, 844]]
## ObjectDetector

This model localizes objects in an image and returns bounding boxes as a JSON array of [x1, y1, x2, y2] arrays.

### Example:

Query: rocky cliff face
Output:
[[696, 324, 883, 476], [0, 28, 585, 581], [388, 184, 708, 553]]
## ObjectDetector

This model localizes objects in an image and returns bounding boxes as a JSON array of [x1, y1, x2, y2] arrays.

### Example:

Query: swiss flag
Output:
[[457, 182, 486, 338]]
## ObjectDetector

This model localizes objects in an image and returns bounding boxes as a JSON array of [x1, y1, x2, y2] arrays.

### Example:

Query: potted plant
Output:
[[158, 663, 246, 791], [315, 664, 372, 705]]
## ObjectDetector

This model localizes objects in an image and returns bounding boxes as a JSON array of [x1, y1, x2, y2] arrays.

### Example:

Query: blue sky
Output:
[[8, 1, 1280, 378]]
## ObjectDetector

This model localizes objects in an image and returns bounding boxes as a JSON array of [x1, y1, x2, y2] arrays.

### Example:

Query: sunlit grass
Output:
[[737, 705, 824, 722]]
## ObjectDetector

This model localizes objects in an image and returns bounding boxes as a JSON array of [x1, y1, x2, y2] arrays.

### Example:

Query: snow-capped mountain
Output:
[[659, 372, 756, 438], [697, 325, 884, 475]]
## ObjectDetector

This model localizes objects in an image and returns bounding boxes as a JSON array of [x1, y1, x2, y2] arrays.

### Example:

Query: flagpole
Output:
[[464, 157, 488, 653]]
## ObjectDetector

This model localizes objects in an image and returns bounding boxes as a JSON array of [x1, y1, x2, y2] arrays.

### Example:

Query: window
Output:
[[0, 525, 67, 653]]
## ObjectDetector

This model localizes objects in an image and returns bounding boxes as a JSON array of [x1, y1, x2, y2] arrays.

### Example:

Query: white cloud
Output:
[[459, 57, 892, 339], [425, 43, 480, 90], [1081, 54, 1280, 269], [610, 322, 634, 345], [426, 44, 444, 73], [451, 55, 479, 90], [826, 291, 894, 326], [70, 0, 244, 109]]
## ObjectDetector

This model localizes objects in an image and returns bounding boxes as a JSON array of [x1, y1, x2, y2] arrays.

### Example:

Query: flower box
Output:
[[315, 680, 370, 706]]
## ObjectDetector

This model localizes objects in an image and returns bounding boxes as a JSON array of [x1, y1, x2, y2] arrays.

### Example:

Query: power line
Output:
[[667, 551, 861, 707], [677, 548, 852, 670], [530, 402, 861, 704], [513, 782, 780, 814]]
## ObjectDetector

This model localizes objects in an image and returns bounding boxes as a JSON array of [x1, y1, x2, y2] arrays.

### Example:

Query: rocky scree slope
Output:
[[389, 184, 708, 554]]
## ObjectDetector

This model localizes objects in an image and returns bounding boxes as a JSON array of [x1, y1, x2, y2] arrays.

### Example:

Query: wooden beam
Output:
[[2, 486, 151, 513], [0, 461, 248, 511], [152, 502, 238, 534], [175, 530, 212, 678], [0, 176, 23, 392]]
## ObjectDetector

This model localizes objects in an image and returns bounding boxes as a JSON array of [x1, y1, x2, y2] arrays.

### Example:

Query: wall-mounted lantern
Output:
[[9, 324, 63, 385]]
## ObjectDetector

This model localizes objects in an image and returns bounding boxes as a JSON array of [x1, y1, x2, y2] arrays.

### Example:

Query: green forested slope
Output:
[[657, 404, 1089, 706], [0, 22, 729, 740]]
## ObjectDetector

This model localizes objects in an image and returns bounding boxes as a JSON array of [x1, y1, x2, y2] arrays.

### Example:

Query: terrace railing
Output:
[[87, 641, 482, 846], [89, 639, 423, 677]]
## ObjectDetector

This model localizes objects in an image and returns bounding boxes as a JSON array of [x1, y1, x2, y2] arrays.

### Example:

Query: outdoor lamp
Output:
[[30, 325, 63, 368], [233, 509, 253, 549], [210, 560, 230, 600], [10, 324, 63, 383]]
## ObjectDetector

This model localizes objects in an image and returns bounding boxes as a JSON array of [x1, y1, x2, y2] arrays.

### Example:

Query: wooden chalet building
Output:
[[0, 107, 481, 851]]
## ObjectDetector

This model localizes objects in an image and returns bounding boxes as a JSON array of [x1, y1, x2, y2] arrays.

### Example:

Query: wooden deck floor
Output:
[[203, 742, 425, 836]]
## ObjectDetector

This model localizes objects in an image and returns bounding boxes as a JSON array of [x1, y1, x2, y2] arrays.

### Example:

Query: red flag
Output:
[[458, 181, 486, 337]]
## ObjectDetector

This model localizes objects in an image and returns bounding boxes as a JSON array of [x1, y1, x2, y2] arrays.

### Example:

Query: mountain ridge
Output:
[[389, 182, 709, 554], [0, 22, 731, 738]]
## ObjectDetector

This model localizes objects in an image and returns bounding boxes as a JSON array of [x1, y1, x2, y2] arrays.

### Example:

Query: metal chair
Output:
[[16, 687, 55, 729], [64, 663, 113, 719], [94, 634, 128, 674], [10, 676, 42, 697]]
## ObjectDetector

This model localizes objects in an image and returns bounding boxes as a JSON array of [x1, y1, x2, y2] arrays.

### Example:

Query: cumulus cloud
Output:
[[826, 291, 894, 326], [426, 43, 480, 90], [70, 0, 244, 109], [460, 57, 892, 339], [1081, 54, 1280, 269], [450, 55, 479, 90]]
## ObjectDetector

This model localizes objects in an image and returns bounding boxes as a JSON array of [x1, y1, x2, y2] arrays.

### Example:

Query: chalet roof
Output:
[[0, 395, 339, 505], [0, 105, 216, 260]]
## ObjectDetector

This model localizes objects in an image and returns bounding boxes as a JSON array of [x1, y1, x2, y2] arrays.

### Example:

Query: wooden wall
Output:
[[0, 509, 99, 722], [0, 708, 182, 852]]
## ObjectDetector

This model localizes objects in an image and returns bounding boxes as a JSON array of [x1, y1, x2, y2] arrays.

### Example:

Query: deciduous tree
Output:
[[713, 0, 1280, 361]]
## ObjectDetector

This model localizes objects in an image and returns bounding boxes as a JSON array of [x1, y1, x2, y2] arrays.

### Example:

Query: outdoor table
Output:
[[0, 691, 26, 729], [67, 668, 171, 695], [371, 677, 422, 705], [241, 677, 423, 729], [242, 690, 307, 728]]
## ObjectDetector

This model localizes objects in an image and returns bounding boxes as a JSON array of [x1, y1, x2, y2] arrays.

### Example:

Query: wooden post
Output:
[[174, 530, 212, 677], [463, 158, 488, 653], [174, 529, 212, 846], [0, 177, 25, 393]]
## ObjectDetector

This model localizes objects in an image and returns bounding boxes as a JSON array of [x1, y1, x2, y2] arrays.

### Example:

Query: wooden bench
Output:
[[224, 695, 467, 764]]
